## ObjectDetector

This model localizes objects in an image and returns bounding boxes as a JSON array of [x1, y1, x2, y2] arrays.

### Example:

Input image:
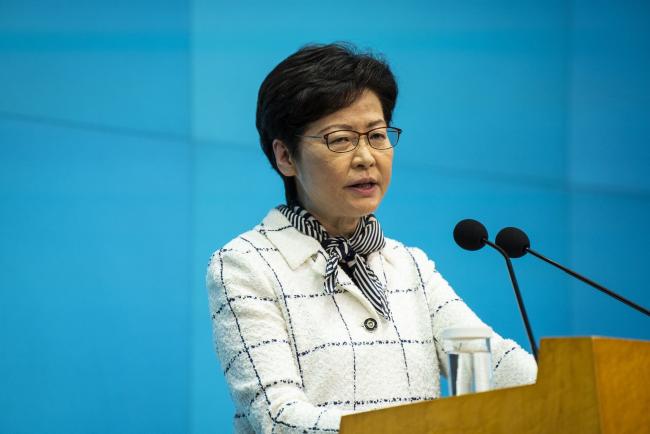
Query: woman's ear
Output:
[[272, 139, 297, 177]]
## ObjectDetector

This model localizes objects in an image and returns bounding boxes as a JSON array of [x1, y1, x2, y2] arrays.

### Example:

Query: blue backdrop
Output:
[[1, 1, 648, 433]]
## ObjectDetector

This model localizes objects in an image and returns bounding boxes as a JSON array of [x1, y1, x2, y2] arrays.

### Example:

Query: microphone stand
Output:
[[527, 248, 650, 317], [485, 239, 539, 360]]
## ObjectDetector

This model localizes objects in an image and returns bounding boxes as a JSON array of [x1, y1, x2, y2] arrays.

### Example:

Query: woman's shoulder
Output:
[[205, 211, 289, 300], [207, 207, 309, 276], [207, 210, 280, 270]]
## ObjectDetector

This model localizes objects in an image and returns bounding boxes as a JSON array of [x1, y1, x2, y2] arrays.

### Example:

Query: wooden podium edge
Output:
[[340, 336, 650, 434]]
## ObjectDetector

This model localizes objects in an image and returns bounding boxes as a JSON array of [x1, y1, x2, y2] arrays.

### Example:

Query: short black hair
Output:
[[256, 42, 398, 205]]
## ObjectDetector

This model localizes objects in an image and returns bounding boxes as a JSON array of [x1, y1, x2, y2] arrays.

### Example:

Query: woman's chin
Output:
[[346, 197, 382, 217]]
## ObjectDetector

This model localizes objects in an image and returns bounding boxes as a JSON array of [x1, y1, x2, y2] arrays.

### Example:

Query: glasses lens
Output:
[[326, 130, 358, 152], [369, 127, 399, 149]]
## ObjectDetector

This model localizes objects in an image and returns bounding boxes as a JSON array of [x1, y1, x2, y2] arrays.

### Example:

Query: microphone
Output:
[[453, 219, 488, 251], [453, 219, 538, 359], [496, 227, 650, 317]]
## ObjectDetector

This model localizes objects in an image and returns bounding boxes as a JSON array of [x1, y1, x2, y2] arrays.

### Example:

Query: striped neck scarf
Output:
[[277, 204, 390, 319]]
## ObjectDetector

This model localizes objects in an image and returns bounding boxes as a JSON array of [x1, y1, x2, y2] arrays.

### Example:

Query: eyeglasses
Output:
[[299, 126, 402, 153]]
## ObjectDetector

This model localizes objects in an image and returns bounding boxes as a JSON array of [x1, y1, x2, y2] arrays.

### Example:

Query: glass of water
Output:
[[441, 326, 493, 396]]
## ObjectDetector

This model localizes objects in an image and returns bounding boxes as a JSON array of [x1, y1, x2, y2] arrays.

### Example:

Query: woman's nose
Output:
[[352, 136, 376, 167]]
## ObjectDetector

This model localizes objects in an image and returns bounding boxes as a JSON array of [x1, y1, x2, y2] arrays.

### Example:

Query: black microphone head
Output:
[[453, 219, 488, 251], [495, 227, 530, 258]]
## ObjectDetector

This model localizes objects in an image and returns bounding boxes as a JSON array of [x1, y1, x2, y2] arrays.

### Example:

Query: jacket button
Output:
[[364, 318, 377, 331]]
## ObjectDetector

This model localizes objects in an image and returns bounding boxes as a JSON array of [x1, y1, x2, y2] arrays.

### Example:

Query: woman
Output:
[[207, 43, 537, 434]]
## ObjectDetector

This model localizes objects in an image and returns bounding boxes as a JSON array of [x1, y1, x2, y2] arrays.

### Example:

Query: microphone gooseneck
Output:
[[454, 220, 539, 360], [495, 227, 650, 317]]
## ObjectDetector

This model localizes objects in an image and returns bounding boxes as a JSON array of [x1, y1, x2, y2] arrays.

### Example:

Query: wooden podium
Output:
[[340, 337, 650, 434]]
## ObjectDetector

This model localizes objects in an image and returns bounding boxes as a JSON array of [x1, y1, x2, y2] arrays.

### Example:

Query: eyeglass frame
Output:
[[297, 126, 402, 153]]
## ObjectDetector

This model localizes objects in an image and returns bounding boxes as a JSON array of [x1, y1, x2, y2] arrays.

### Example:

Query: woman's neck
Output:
[[317, 215, 360, 238], [296, 203, 360, 237]]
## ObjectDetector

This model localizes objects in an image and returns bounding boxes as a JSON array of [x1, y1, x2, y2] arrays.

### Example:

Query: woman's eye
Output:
[[331, 136, 351, 144], [370, 132, 387, 141]]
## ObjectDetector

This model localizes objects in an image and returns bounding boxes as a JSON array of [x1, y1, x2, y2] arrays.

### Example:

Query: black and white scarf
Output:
[[278, 204, 390, 319]]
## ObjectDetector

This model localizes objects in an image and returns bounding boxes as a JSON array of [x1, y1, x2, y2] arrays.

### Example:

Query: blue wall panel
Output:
[[0, 119, 191, 432], [0, 0, 190, 135], [389, 16, 568, 182], [566, 0, 650, 339], [568, 0, 650, 192], [569, 192, 650, 340], [0, 1, 193, 430]]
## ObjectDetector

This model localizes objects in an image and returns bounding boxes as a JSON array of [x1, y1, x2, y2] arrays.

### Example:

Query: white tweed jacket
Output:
[[206, 209, 537, 434]]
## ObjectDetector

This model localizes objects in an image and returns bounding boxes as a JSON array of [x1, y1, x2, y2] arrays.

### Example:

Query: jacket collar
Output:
[[259, 207, 399, 270], [259, 208, 322, 270]]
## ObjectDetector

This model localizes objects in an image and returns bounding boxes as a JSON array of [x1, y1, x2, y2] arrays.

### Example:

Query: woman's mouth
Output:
[[346, 182, 378, 196]]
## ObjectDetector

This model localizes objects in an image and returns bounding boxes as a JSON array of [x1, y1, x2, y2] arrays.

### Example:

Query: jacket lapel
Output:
[[335, 269, 382, 320]]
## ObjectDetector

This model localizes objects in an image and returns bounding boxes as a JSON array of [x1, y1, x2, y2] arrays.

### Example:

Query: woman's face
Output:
[[274, 89, 394, 235]]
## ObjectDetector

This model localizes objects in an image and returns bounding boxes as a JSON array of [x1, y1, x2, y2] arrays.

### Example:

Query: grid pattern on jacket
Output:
[[207, 209, 538, 434]]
